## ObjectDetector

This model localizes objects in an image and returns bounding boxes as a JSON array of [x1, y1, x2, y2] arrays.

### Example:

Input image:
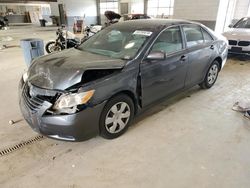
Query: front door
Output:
[[140, 26, 189, 106]]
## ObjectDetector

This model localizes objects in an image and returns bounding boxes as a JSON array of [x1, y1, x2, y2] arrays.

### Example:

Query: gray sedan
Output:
[[19, 19, 228, 141]]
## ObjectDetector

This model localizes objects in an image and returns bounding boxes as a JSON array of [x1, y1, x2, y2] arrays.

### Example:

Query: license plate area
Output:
[[231, 47, 242, 52]]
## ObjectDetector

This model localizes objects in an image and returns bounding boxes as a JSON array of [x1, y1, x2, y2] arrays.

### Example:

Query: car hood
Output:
[[28, 48, 126, 90], [223, 28, 250, 40]]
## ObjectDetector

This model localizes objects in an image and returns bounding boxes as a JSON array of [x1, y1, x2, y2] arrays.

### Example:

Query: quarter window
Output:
[[202, 28, 213, 43], [183, 25, 204, 48], [151, 27, 183, 54]]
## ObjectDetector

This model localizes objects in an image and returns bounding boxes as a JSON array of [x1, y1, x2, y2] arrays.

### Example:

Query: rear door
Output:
[[182, 24, 214, 87], [140, 26, 189, 106]]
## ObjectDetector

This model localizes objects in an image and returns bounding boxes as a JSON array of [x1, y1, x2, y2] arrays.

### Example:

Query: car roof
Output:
[[114, 19, 203, 32], [120, 19, 199, 27], [108, 19, 211, 36], [126, 14, 147, 16]]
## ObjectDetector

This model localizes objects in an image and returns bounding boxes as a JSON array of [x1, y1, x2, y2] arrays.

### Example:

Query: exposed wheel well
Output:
[[108, 90, 138, 115], [214, 57, 222, 71]]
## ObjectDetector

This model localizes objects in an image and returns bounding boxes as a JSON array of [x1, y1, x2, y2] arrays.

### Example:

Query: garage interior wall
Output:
[[215, 0, 236, 33], [147, 0, 174, 18], [215, 0, 250, 33], [0, 3, 51, 23], [130, 0, 144, 14], [6, 0, 250, 32], [173, 0, 250, 32], [50, 0, 98, 28], [120, 0, 144, 14], [49, 2, 59, 16], [100, 0, 118, 24], [232, 0, 250, 21], [173, 0, 220, 29]]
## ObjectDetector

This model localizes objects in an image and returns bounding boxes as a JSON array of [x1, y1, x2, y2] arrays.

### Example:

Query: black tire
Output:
[[100, 94, 134, 139], [45, 41, 63, 53], [199, 60, 220, 89]]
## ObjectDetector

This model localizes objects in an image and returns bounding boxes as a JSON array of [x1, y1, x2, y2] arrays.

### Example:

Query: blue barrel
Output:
[[20, 38, 44, 67]]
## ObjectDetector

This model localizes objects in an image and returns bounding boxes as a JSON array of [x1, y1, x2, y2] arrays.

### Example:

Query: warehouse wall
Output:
[[0, 3, 51, 24], [50, 0, 97, 28], [50, 0, 145, 27], [233, 0, 250, 19], [49, 2, 59, 16], [215, 0, 250, 33], [130, 0, 144, 14], [173, 0, 250, 32], [119, 0, 144, 14], [214, 0, 237, 33], [173, 0, 220, 29]]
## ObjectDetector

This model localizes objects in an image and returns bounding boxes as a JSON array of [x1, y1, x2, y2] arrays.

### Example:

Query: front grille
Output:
[[238, 41, 250, 46], [228, 40, 237, 45], [22, 83, 45, 113]]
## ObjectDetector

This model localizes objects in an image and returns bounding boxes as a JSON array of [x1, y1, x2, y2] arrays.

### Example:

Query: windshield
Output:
[[233, 17, 250, 28], [78, 25, 153, 60]]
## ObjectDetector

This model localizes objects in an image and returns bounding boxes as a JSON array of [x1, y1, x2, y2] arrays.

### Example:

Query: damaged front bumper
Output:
[[19, 79, 106, 141]]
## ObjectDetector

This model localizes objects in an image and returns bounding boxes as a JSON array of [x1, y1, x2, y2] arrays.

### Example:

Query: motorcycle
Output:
[[45, 26, 80, 53], [45, 25, 102, 54], [45, 11, 121, 54]]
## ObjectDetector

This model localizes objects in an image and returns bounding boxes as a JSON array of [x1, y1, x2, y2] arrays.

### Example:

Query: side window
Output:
[[183, 25, 204, 48], [151, 26, 183, 54], [202, 28, 213, 43]]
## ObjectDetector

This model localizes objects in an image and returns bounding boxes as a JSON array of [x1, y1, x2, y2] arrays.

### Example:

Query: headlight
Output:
[[22, 72, 29, 82], [53, 90, 95, 110]]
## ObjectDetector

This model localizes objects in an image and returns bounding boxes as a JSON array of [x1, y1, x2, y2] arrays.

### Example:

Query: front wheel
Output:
[[199, 60, 220, 89], [45, 41, 63, 53], [99, 94, 134, 139]]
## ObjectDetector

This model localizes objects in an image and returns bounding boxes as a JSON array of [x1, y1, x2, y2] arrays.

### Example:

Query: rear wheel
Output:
[[199, 60, 220, 89], [100, 94, 134, 139], [45, 41, 63, 53]]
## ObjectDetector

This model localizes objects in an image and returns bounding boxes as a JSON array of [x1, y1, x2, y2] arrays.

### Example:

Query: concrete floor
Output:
[[0, 25, 250, 188]]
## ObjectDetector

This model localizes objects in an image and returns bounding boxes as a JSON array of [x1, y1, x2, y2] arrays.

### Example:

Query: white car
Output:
[[223, 17, 250, 55]]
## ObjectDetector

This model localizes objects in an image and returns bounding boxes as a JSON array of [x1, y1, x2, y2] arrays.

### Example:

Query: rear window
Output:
[[202, 28, 213, 43], [183, 25, 204, 48]]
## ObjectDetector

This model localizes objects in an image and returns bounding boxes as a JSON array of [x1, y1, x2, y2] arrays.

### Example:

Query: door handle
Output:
[[210, 45, 214, 50], [180, 55, 187, 62]]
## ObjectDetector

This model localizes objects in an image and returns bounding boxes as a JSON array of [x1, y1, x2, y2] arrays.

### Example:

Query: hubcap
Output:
[[105, 102, 131, 134], [207, 64, 218, 85]]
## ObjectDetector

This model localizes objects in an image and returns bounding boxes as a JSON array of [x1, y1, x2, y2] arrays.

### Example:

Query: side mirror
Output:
[[228, 24, 233, 28], [147, 51, 166, 60]]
